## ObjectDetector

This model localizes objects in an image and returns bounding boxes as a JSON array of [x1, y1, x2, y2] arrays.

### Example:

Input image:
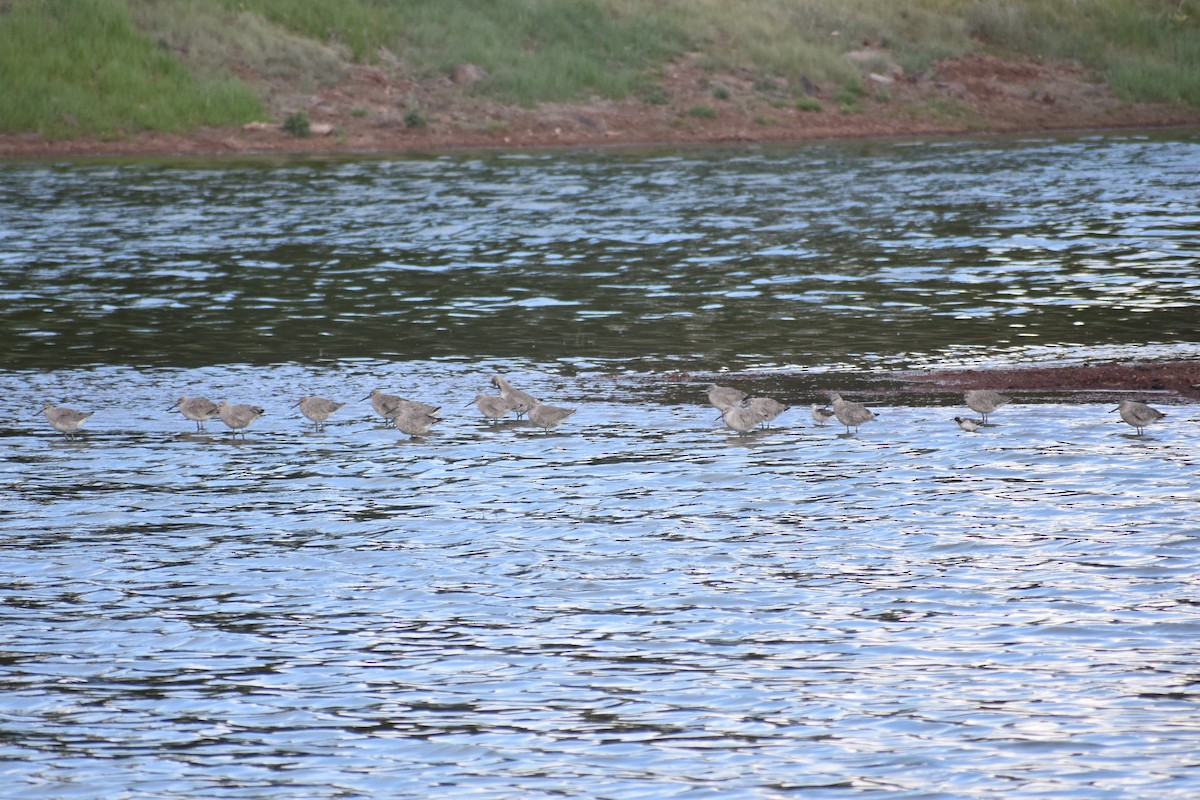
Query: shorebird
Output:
[[294, 395, 344, 430], [955, 416, 982, 432], [490, 375, 538, 418], [965, 389, 1010, 424], [364, 389, 437, 426], [745, 396, 788, 428], [468, 393, 517, 424], [393, 409, 441, 438], [706, 383, 747, 412], [528, 402, 576, 431], [168, 396, 219, 432], [41, 403, 93, 439], [811, 404, 835, 426], [720, 405, 763, 435], [1111, 399, 1165, 435], [830, 392, 878, 434], [216, 400, 265, 439], [365, 389, 402, 425]]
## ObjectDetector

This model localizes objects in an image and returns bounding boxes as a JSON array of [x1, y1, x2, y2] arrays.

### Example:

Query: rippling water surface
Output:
[[3, 133, 1200, 798]]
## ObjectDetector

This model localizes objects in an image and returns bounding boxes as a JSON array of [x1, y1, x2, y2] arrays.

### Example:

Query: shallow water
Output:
[[3, 133, 1200, 798]]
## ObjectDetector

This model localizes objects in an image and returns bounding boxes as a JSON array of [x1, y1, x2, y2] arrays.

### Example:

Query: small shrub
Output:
[[283, 110, 311, 137], [711, 82, 732, 100], [835, 81, 865, 113], [641, 87, 669, 106], [795, 96, 823, 112], [404, 107, 428, 129], [686, 104, 718, 118]]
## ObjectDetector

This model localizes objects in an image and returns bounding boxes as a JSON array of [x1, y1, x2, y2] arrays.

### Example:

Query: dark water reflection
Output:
[[2, 133, 1198, 372], [3, 134, 1200, 798]]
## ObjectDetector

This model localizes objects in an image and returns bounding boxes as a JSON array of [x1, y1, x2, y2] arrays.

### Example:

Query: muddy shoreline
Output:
[[895, 360, 1200, 403], [653, 361, 1200, 406], [3, 55, 1198, 160]]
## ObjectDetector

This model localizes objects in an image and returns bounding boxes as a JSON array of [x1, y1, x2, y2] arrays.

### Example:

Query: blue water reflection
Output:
[[2, 133, 1199, 371], [2, 133, 1200, 798]]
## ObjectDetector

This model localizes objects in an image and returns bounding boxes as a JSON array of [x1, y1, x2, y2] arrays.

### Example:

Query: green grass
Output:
[[129, 0, 346, 89], [967, 0, 1200, 105], [0, 0, 261, 138], [227, 0, 1198, 107], [0, 0, 1196, 139], [225, 0, 685, 105]]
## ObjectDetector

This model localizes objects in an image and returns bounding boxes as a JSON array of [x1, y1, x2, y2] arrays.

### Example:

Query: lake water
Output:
[[2, 133, 1200, 799]]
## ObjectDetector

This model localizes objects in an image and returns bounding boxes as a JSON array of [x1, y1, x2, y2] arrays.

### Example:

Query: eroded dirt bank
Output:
[[2, 54, 1198, 158]]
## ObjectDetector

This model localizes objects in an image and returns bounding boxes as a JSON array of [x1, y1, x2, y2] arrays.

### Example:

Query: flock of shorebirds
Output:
[[36, 374, 576, 440], [706, 384, 1167, 437], [35, 375, 1168, 441]]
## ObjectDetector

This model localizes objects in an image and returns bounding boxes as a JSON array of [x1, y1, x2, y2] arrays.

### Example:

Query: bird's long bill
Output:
[[1108, 407, 1119, 413]]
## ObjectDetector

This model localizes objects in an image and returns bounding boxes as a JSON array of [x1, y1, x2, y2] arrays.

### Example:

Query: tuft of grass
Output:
[[796, 96, 823, 112], [0, 0, 261, 138], [686, 104, 719, 118], [404, 106, 428, 129], [912, 95, 978, 125], [835, 79, 865, 112], [640, 87, 669, 105]]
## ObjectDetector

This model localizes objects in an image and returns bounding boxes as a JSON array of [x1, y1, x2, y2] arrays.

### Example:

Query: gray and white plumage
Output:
[[965, 389, 1010, 423], [295, 395, 344, 429], [491, 375, 538, 418], [216, 400, 265, 438], [1111, 399, 1165, 435], [954, 416, 982, 433], [469, 393, 517, 423], [41, 403, 93, 438], [707, 383, 747, 413], [168, 396, 219, 432], [720, 405, 763, 435], [528, 402, 576, 431], [811, 404, 835, 426], [364, 389, 403, 424], [394, 410, 441, 438], [745, 396, 788, 428], [364, 389, 437, 425], [830, 392, 878, 433]]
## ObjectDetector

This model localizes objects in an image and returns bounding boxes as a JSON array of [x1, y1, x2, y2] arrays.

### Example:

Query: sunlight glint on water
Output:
[[2, 133, 1200, 799]]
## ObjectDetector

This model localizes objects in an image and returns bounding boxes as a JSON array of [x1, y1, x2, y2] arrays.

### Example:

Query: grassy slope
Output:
[[0, 0, 261, 138], [1, 0, 1197, 138]]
